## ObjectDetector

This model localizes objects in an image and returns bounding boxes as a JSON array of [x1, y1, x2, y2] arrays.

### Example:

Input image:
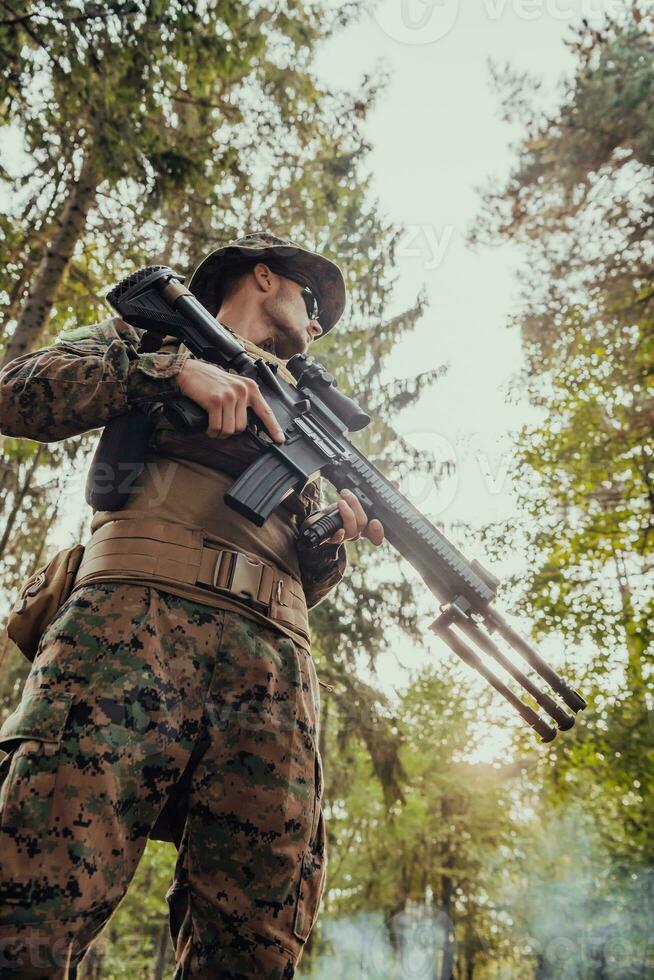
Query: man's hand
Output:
[[177, 360, 285, 443], [323, 488, 384, 547]]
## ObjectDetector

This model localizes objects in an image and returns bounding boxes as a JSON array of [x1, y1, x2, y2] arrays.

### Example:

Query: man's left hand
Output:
[[323, 488, 385, 547]]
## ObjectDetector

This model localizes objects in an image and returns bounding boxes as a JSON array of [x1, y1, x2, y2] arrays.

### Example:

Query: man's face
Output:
[[264, 275, 323, 359]]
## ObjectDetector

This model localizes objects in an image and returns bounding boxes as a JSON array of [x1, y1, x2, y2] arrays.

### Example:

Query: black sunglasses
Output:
[[300, 285, 320, 322], [278, 270, 320, 322]]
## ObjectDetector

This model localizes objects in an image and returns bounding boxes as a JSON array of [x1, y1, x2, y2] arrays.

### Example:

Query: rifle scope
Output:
[[286, 354, 370, 432]]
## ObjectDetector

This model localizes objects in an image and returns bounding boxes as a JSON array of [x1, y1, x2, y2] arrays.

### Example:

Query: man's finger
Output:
[[340, 489, 368, 531], [234, 398, 248, 434], [207, 405, 223, 439], [221, 400, 236, 437], [337, 498, 359, 539], [364, 518, 385, 547], [249, 388, 285, 444]]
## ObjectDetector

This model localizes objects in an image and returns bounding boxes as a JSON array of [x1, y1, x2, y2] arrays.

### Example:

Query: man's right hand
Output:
[[177, 360, 285, 444]]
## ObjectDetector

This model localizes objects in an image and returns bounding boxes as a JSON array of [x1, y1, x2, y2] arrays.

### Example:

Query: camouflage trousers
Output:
[[0, 584, 326, 978]]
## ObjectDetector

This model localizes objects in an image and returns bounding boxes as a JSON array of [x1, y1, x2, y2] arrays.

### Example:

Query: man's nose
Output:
[[309, 319, 323, 339]]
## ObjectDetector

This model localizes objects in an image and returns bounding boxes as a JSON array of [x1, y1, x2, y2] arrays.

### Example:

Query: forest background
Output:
[[0, 0, 652, 977]]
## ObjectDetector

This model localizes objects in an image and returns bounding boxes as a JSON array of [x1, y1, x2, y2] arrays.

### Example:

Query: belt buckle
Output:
[[221, 552, 271, 613]]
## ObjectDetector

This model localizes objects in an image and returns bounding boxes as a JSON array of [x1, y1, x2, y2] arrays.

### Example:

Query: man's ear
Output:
[[252, 262, 275, 294]]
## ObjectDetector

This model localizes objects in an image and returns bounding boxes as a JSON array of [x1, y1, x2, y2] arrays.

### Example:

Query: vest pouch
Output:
[[6, 544, 85, 662]]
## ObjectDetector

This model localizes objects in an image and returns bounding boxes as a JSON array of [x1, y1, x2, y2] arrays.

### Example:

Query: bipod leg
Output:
[[486, 608, 587, 714], [452, 609, 575, 731], [430, 609, 557, 743]]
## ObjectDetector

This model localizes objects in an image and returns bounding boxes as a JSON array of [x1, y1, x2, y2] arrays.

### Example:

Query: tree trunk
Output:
[[440, 796, 455, 980], [0, 445, 43, 556], [463, 925, 477, 980], [535, 952, 548, 979], [78, 937, 105, 979], [27, 498, 60, 571], [0, 446, 20, 513], [612, 550, 648, 707], [2, 151, 99, 366], [440, 873, 454, 980], [151, 921, 171, 980]]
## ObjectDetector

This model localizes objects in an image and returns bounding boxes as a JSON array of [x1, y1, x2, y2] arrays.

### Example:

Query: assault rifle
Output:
[[95, 265, 586, 742]]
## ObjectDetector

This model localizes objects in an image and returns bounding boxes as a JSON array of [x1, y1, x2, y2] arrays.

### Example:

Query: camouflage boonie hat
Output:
[[188, 232, 346, 334]]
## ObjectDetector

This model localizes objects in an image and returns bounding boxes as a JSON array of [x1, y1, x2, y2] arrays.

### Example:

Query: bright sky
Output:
[[317, 0, 579, 530], [315, 0, 595, 750]]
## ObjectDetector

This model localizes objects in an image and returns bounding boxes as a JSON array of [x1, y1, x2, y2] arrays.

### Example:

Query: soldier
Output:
[[0, 233, 385, 979]]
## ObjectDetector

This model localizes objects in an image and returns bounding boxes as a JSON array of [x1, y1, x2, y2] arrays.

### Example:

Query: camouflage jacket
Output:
[[0, 316, 346, 609]]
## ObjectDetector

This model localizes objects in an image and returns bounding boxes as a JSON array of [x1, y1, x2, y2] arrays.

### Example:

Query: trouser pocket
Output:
[[293, 749, 327, 943], [293, 806, 327, 943], [0, 693, 72, 840]]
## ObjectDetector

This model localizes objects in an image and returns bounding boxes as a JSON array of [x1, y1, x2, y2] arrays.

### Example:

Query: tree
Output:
[[1, 1, 386, 357], [473, 6, 653, 650], [473, 0, 654, 930], [308, 667, 520, 979]]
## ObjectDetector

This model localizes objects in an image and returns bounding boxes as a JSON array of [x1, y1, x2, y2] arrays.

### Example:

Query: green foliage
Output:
[[490, 802, 654, 979], [511, 307, 652, 652], [474, 10, 654, 974], [303, 667, 521, 978], [475, 6, 653, 683], [79, 840, 175, 979], [0, 1, 403, 350]]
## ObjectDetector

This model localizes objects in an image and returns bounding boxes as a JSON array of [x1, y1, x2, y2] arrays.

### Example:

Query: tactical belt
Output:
[[73, 518, 309, 637]]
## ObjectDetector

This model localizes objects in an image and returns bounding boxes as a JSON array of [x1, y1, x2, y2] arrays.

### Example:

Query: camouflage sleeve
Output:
[[298, 539, 347, 609], [0, 318, 190, 442], [294, 478, 347, 608]]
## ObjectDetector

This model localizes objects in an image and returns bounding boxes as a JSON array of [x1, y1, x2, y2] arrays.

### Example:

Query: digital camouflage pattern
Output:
[[0, 584, 325, 978], [0, 316, 189, 442]]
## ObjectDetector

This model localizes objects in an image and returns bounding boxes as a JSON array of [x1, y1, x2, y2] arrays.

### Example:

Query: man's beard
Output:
[[264, 295, 308, 359], [272, 327, 308, 359]]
